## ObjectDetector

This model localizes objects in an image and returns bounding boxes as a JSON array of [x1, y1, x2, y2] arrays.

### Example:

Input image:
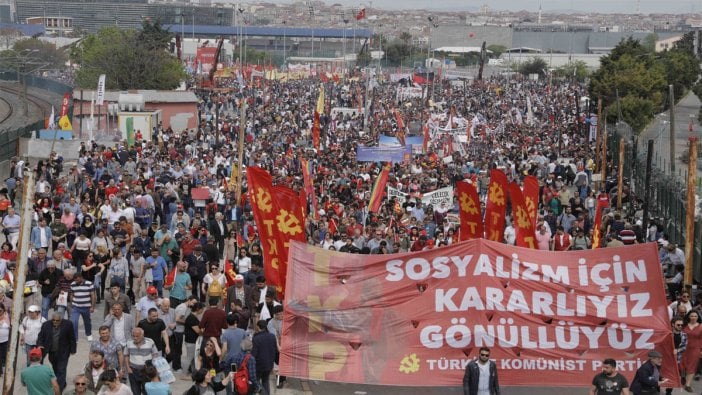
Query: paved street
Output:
[[639, 91, 702, 177]]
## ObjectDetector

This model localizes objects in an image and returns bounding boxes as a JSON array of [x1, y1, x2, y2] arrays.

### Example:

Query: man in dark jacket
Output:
[[37, 310, 77, 392], [630, 350, 669, 394], [463, 347, 500, 395], [252, 320, 277, 395], [38, 261, 61, 319]]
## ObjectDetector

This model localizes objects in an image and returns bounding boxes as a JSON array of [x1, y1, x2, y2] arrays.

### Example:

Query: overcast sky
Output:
[[307, 0, 700, 14]]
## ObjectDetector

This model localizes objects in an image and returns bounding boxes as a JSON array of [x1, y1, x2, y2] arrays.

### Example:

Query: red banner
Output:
[[508, 182, 537, 249], [224, 259, 237, 287], [272, 185, 306, 295], [456, 181, 483, 241], [522, 175, 540, 228], [484, 169, 508, 242], [196, 47, 218, 74], [280, 240, 675, 387]]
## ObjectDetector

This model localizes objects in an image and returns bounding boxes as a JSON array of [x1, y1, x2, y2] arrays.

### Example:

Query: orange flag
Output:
[[456, 181, 483, 241], [484, 169, 508, 242], [508, 182, 537, 249], [522, 175, 540, 228]]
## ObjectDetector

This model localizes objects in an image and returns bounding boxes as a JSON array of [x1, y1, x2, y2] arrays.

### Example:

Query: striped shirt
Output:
[[125, 337, 157, 368], [70, 280, 94, 308]]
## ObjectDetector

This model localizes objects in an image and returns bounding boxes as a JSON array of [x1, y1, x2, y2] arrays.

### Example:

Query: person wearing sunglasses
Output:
[[63, 373, 96, 395], [462, 346, 500, 395]]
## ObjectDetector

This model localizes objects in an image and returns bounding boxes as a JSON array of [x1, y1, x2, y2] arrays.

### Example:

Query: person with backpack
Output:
[[224, 338, 260, 395]]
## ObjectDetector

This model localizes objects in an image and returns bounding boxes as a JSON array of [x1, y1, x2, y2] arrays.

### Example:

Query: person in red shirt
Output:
[[199, 297, 227, 338], [551, 226, 572, 251]]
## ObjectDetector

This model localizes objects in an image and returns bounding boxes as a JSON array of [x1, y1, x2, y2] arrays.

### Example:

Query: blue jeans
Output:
[[70, 306, 92, 339], [41, 295, 52, 319], [25, 343, 37, 367], [152, 279, 163, 297]]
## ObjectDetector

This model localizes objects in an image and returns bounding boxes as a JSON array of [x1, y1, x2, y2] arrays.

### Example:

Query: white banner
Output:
[[387, 186, 407, 205], [421, 186, 453, 207], [589, 114, 598, 142], [397, 87, 424, 101], [96, 74, 106, 106]]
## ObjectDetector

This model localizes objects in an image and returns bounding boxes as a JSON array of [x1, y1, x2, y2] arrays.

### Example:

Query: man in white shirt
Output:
[[19, 305, 47, 366]]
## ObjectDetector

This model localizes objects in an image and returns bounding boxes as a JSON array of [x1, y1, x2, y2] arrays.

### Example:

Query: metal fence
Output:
[[609, 123, 702, 283], [0, 72, 72, 162]]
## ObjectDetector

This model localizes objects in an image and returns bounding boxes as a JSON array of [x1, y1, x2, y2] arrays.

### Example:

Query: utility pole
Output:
[[235, 100, 247, 206], [642, 139, 654, 231], [669, 84, 675, 174], [617, 137, 624, 210], [684, 137, 698, 285], [2, 171, 34, 394]]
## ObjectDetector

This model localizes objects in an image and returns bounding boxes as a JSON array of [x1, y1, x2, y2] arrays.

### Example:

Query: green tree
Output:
[[486, 44, 507, 58], [608, 95, 655, 134], [73, 25, 186, 90], [10, 37, 67, 70], [517, 57, 548, 76], [642, 33, 659, 52], [553, 60, 589, 81], [659, 48, 700, 101]]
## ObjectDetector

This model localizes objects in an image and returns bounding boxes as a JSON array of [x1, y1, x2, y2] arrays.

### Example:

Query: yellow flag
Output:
[[58, 115, 73, 130], [316, 84, 325, 114]]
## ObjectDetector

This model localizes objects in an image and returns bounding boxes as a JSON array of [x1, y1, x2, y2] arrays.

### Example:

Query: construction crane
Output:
[[198, 36, 224, 90]]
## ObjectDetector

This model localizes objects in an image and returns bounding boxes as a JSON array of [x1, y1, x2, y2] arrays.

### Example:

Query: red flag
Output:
[[312, 111, 321, 150], [60, 92, 71, 117], [522, 175, 540, 228], [356, 7, 366, 20], [412, 73, 428, 85], [164, 267, 177, 288], [247, 166, 283, 292], [508, 182, 537, 249], [224, 260, 237, 287], [298, 188, 307, 219], [484, 169, 508, 242], [592, 199, 606, 249], [394, 109, 406, 146], [271, 185, 306, 295], [301, 159, 318, 220], [456, 181, 483, 241], [368, 163, 391, 213], [422, 122, 430, 154]]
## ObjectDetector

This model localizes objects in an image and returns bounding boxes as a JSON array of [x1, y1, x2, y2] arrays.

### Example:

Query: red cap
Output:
[[147, 286, 158, 295], [29, 347, 42, 358]]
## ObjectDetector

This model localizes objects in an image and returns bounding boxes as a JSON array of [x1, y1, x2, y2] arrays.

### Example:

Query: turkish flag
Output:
[[456, 181, 483, 241], [224, 260, 237, 287], [164, 267, 177, 288]]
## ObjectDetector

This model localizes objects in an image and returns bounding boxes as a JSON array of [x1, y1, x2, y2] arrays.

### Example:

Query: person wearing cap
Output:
[[135, 286, 161, 323], [630, 350, 669, 394], [20, 305, 47, 366], [590, 358, 629, 395], [20, 347, 60, 395], [37, 310, 77, 392]]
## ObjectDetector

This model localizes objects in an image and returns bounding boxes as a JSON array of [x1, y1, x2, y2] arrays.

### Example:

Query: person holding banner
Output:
[[630, 350, 669, 394], [462, 347, 500, 395]]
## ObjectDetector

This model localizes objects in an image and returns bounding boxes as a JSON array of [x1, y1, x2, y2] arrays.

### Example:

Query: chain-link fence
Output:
[[609, 123, 702, 283]]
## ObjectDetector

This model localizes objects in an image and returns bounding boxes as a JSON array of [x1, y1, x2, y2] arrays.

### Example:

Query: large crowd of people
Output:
[[0, 65, 680, 394]]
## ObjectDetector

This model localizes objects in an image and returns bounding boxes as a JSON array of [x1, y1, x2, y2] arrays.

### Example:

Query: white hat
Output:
[[28, 305, 41, 313]]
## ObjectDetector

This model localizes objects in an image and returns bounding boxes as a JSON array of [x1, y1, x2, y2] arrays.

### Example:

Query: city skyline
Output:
[[280, 0, 702, 14]]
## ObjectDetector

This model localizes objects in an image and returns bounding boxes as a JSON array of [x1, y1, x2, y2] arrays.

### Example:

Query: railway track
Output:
[[0, 82, 55, 126]]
